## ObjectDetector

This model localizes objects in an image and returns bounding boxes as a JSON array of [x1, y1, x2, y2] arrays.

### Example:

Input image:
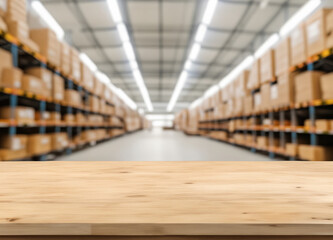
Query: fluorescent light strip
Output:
[[202, 0, 218, 25], [219, 55, 254, 88], [204, 85, 219, 98], [106, 0, 122, 23], [133, 70, 153, 112], [107, 0, 153, 111], [117, 23, 130, 42], [279, 0, 321, 37], [189, 43, 201, 61], [167, 71, 188, 112], [195, 24, 207, 43], [31, 1, 64, 40], [189, 98, 203, 109], [80, 53, 98, 72], [254, 33, 279, 59], [167, 0, 218, 111]]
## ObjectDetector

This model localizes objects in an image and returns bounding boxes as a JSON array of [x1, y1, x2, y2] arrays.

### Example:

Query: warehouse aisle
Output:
[[60, 130, 271, 161]]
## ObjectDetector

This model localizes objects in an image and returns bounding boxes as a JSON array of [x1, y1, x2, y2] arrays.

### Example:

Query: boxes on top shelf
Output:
[[275, 38, 291, 76], [94, 76, 104, 97], [5, 0, 27, 23], [260, 49, 275, 84], [244, 95, 253, 116], [30, 28, 60, 67], [260, 83, 271, 111], [80, 61, 94, 91], [305, 8, 333, 58], [253, 91, 261, 113], [234, 70, 249, 97], [0, 16, 7, 31], [290, 24, 307, 67], [320, 73, 333, 100], [247, 59, 260, 91], [326, 10, 333, 49], [294, 71, 323, 105], [60, 41, 71, 76], [70, 48, 81, 83], [65, 89, 82, 108]]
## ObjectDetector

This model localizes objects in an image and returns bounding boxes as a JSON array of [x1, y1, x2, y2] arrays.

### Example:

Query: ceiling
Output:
[[40, 0, 307, 113]]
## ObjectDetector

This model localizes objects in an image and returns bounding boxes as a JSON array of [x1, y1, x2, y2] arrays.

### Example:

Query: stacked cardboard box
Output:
[[320, 73, 333, 100], [290, 24, 307, 66], [5, 0, 39, 52], [80, 62, 94, 91], [70, 48, 81, 83], [65, 90, 82, 108], [247, 59, 260, 90], [30, 28, 60, 67], [61, 42, 71, 76], [0, 49, 23, 89], [298, 145, 333, 161], [27, 134, 51, 155], [0, 106, 34, 124], [260, 49, 275, 84], [25, 67, 53, 99], [0, 135, 27, 161], [294, 71, 323, 104], [50, 133, 68, 151]]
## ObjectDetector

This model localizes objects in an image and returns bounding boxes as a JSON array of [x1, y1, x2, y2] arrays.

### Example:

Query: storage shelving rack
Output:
[[0, 30, 140, 161], [195, 47, 333, 161]]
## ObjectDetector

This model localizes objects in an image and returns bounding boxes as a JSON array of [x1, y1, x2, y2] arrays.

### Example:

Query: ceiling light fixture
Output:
[[31, 0, 64, 40], [107, 0, 153, 111], [219, 55, 254, 88], [189, 43, 201, 61], [80, 53, 98, 72], [167, 71, 188, 112], [117, 23, 130, 42], [202, 0, 218, 25], [106, 0, 122, 23], [167, 0, 218, 111], [254, 33, 279, 59], [279, 0, 321, 37], [195, 24, 207, 43]]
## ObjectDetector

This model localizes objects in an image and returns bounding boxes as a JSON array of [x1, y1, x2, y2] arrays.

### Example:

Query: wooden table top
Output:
[[1, 162, 333, 236]]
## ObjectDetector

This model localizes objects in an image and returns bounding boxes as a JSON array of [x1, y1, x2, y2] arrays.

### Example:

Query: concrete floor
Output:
[[60, 129, 271, 161]]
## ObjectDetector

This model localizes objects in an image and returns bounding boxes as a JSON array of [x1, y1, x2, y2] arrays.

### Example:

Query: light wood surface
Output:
[[0, 162, 333, 236]]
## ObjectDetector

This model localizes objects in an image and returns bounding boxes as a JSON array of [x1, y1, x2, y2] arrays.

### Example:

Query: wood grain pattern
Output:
[[0, 162, 333, 236], [1, 237, 333, 240]]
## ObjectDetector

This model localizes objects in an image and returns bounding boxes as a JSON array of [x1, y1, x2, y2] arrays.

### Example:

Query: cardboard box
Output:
[[0, 149, 27, 161], [306, 9, 333, 58], [94, 77, 103, 97], [90, 96, 99, 112], [290, 24, 307, 66], [25, 67, 52, 98], [298, 144, 333, 161], [257, 136, 268, 149], [64, 114, 75, 123], [70, 48, 81, 83], [286, 143, 298, 157], [0, 135, 27, 151], [260, 49, 275, 84], [80, 62, 94, 91], [75, 113, 86, 123], [65, 90, 81, 108], [30, 28, 60, 67], [53, 74, 64, 101], [315, 119, 331, 132], [22, 74, 46, 96], [27, 134, 51, 155], [326, 10, 333, 49], [275, 38, 291, 75], [50, 133, 68, 151], [0, 67, 22, 89], [5, 0, 27, 23], [247, 59, 261, 90], [295, 71, 323, 104], [244, 95, 253, 116], [0, 106, 34, 124], [254, 92, 261, 113], [0, 48, 13, 77], [51, 112, 61, 122], [320, 73, 333, 100], [7, 20, 29, 41], [270, 84, 279, 109], [278, 72, 294, 107], [0, 16, 7, 31], [261, 83, 271, 111], [234, 71, 249, 97], [35, 111, 51, 122], [60, 41, 71, 75]]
